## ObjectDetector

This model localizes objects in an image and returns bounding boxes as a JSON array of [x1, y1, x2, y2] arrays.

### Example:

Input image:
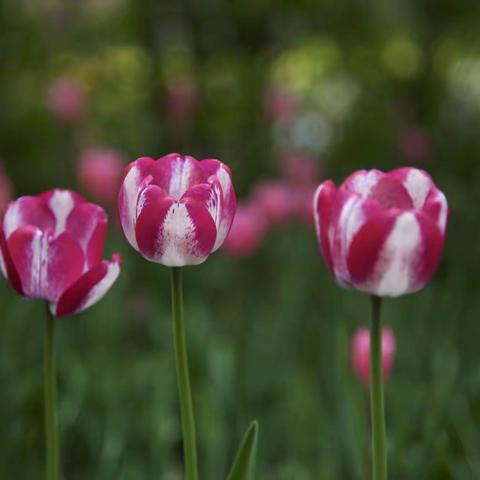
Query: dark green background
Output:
[[1, 1, 479, 478]]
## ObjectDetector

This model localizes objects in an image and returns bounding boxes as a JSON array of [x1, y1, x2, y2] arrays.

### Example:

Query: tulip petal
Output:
[[313, 181, 336, 273], [341, 169, 383, 197], [201, 159, 236, 250], [3, 197, 55, 238], [135, 185, 217, 266], [346, 208, 397, 288], [7, 227, 84, 301], [0, 229, 23, 294], [51, 254, 121, 318], [66, 203, 108, 269], [368, 212, 424, 297], [423, 188, 449, 234], [150, 154, 207, 199], [40, 190, 84, 236], [411, 211, 445, 290], [134, 185, 175, 260], [389, 167, 433, 209], [118, 157, 156, 250]]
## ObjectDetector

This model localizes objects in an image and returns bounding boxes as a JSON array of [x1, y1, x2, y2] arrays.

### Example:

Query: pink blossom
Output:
[[48, 78, 86, 124], [222, 202, 268, 258], [351, 327, 396, 386], [0, 189, 120, 317], [118, 154, 236, 266], [314, 168, 448, 297], [282, 154, 321, 187], [77, 148, 124, 205], [252, 181, 293, 226]]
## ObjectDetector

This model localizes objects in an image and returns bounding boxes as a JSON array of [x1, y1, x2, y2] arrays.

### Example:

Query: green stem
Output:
[[44, 307, 59, 480], [170, 267, 199, 480], [370, 296, 387, 480]]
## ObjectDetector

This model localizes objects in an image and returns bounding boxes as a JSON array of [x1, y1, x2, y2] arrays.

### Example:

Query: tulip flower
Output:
[[351, 327, 396, 386], [222, 202, 268, 258], [77, 147, 124, 205], [48, 78, 86, 124], [119, 153, 256, 480], [313, 167, 448, 480], [118, 153, 236, 267], [313, 167, 448, 297], [0, 189, 120, 480], [252, 180, 293, 226], [281, 154, 321, 187]]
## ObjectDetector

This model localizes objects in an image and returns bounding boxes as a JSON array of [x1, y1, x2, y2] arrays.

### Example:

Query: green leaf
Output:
[[227, 420, 259, 480]]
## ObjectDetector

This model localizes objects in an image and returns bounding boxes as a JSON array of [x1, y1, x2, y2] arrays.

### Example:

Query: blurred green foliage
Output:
[[1, 0, 480, 478]]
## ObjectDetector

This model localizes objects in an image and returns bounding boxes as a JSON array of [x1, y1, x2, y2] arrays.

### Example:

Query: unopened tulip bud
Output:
[[351, 327, 396, 385]]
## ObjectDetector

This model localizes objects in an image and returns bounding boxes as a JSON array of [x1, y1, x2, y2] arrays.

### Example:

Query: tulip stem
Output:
[[44, 307, 59, 480], [370, 295, 387, 480], [171, 267, 199, 480]]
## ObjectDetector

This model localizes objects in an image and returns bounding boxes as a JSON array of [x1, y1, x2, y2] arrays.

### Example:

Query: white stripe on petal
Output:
[[169, 156, 193, 199], [121, 167, 145, 249], [335, 196, 366, 282], [4, 202, 22, 237], [313, 185, 323, 239], [77, 261, 120, 313], [49, 260, 120, 317], [351, 170, 382, 196], [160, 203, 203, 266], [49, 190, 75, 236], [404, 169, 431, 209], [435, 191, 448, 234], [374, 212, 420, 297]]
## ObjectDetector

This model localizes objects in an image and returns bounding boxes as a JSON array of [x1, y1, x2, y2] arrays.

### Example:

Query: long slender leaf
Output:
[[227, 420, 259, 480]]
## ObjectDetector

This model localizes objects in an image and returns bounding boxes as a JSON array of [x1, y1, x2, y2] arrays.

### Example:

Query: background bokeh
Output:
[[1, 1, 480, 478]]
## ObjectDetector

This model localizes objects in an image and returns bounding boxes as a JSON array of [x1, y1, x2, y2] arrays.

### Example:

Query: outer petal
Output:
[[410, 211, 445, 291], [346, 205, 398, 289], [313, 180, 336, 273], [51, 254, 121, 318], [66, 203, 107, 269], [7, 227, 84, 301], [135, 185, 217, 266], [118, 157, 156, 250], [200, 159, 237, 250], [3, 197, 55, 238], [150, 154, 207, 198], [134, 185, 176, 261], [365, 211, 434, 297], [340, 169, 383, 197], [0, 228, 23, 294], [423, 188, 449, 235], [40, 190, 85, 236], [388, 167, 433, 210]]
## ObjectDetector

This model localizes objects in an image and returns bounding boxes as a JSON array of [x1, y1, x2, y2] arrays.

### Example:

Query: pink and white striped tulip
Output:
[[0, 190, 121, 317], [118, 153, 236, 266], [314, 168, 448, 297], [222, 202, 268, 258], [351, 327, 396, 386]]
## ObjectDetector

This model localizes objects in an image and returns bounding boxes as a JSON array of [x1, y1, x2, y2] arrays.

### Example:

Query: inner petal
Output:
[[368, 177, 413, 210], [150, 154, 207, 199]]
